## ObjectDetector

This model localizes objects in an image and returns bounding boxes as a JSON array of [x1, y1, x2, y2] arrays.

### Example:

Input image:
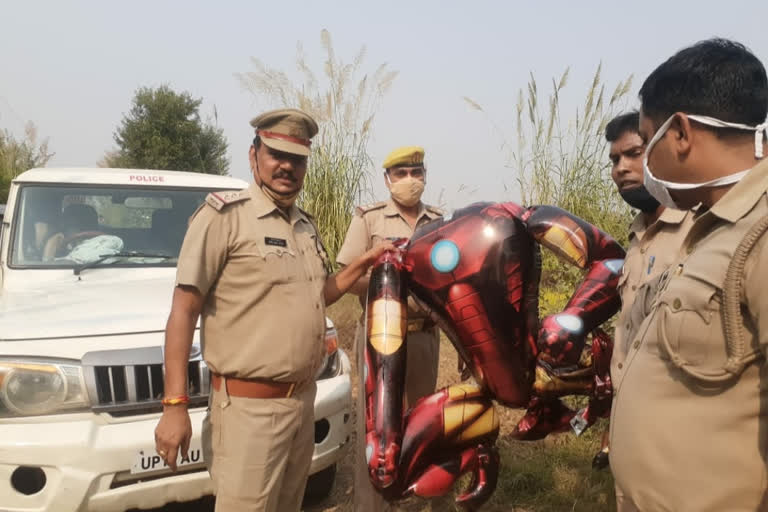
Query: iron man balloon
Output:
[[362, 202, 625, 509]]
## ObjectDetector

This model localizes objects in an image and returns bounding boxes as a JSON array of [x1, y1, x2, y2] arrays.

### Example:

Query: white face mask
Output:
[[643, 113, 768, 209]]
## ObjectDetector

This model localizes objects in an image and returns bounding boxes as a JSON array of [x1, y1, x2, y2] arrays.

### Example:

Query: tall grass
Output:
[[511, 65, 633, 239], [467, 65, 634, 313], [236, 29, 398, 268]]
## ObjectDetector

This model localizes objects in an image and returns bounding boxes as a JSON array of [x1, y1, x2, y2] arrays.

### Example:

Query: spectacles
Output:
[[387, 167, 425, 180]]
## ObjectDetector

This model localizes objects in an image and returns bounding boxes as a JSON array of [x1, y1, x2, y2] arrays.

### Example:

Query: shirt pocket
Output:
[[654, 274, 723, 367], [249, 239, 302, 284], [624, 270, 663, 338]]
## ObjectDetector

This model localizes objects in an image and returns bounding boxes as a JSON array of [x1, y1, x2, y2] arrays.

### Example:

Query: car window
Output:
[[9, 185, 222, 268]]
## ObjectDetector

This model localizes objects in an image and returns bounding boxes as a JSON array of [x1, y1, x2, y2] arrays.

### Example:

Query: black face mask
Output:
[[619, 185, 661, 213]]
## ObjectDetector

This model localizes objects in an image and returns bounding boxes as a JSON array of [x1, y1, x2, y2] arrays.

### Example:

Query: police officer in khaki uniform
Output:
[[609, 39, 768, 511], [336, 146, 442, 511], [154, 108, 392, 512], [592, 111, 695, 469]]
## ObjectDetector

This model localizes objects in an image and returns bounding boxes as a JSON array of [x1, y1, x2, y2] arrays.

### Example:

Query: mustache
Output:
[[273, 170, 297, 182]]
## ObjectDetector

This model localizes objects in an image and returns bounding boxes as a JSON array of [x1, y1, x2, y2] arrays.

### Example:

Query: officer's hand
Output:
[[154, 406, 192, 471], [364, 240, 397, 266], [42, 233, 65, 261]]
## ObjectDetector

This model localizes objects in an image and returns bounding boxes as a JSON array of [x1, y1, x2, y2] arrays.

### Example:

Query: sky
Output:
[[2, 0, 768, 210]]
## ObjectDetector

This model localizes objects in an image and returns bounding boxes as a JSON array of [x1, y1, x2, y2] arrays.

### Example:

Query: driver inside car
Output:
[[42, 204, 103, 261]]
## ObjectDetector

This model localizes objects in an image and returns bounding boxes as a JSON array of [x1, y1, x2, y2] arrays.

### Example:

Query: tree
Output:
[[236, 29, 398, 268], [105, 86, 229, 175], [0, 122, 54, 203]]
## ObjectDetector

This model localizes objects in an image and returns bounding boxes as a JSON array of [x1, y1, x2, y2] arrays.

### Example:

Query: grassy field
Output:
[[312, 295, 617, 512]]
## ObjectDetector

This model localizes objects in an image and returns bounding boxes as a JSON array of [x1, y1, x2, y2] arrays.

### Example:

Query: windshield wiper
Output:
[[73, 252, 175, 276]]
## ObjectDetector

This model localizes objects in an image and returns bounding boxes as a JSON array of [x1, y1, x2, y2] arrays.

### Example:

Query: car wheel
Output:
[[303, 464, 336, 505]]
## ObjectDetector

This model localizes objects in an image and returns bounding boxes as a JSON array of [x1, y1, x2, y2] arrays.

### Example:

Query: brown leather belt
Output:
[[211, 374, 296, 399]]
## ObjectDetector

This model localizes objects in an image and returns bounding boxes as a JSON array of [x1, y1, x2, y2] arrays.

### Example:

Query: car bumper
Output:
[[0, 350, 352, 512], [311, 349, 352, 475]]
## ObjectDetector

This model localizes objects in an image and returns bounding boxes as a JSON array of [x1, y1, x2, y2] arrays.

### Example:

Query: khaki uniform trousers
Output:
[[202, 377, 317, 512], [353, 321, 440, 511], [615, 493, 641, 512]]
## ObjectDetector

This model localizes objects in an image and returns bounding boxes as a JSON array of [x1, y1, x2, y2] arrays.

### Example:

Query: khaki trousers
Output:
[[616, 495, 641, 512], [202, 378, 316, 512], [353, 321, 440, 511], [615, 485, 641, 512]]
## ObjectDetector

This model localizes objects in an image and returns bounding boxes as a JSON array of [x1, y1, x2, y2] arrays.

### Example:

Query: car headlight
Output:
[[0, 360, 89, 417], [316, 326, 343, 380]]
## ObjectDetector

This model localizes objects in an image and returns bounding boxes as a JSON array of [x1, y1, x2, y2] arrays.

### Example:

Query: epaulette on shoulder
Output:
[[426, 204, 445, 216], [355, 201, 388, 216], [205, 189, 250, 211]]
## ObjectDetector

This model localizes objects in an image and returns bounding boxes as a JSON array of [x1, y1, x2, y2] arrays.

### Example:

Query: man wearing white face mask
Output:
[[609, 38, 768, 512], [337, 145, 443, 511], [590, 111, 696, 471]]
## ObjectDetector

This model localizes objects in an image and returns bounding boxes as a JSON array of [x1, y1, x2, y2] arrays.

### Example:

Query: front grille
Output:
[[82, 346, 209, 415]]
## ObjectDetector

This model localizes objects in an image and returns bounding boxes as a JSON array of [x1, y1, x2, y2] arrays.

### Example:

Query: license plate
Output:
[[130, 440, 205, 475]]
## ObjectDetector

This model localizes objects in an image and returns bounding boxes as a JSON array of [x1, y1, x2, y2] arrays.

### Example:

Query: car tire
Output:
[[303, 464, 336, 505]]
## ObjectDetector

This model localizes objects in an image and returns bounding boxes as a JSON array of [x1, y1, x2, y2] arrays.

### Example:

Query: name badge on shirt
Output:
[[647, 255, 655, 275], [265, 237, 287, 248]]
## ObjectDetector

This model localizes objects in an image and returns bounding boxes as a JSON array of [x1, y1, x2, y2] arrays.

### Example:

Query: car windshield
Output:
[[10, 184, 231, 269]]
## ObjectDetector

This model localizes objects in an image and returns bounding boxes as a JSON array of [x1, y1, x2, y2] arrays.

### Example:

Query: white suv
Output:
[[0, 168, 352, 511]]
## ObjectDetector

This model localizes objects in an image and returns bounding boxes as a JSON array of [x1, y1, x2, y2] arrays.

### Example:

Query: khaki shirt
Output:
[[176, 183, 328, 383], [337, 199, 442, 322], [611, 208, 694, 379], [336, 199, 442, 266], [610, 157, 768, 511]]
